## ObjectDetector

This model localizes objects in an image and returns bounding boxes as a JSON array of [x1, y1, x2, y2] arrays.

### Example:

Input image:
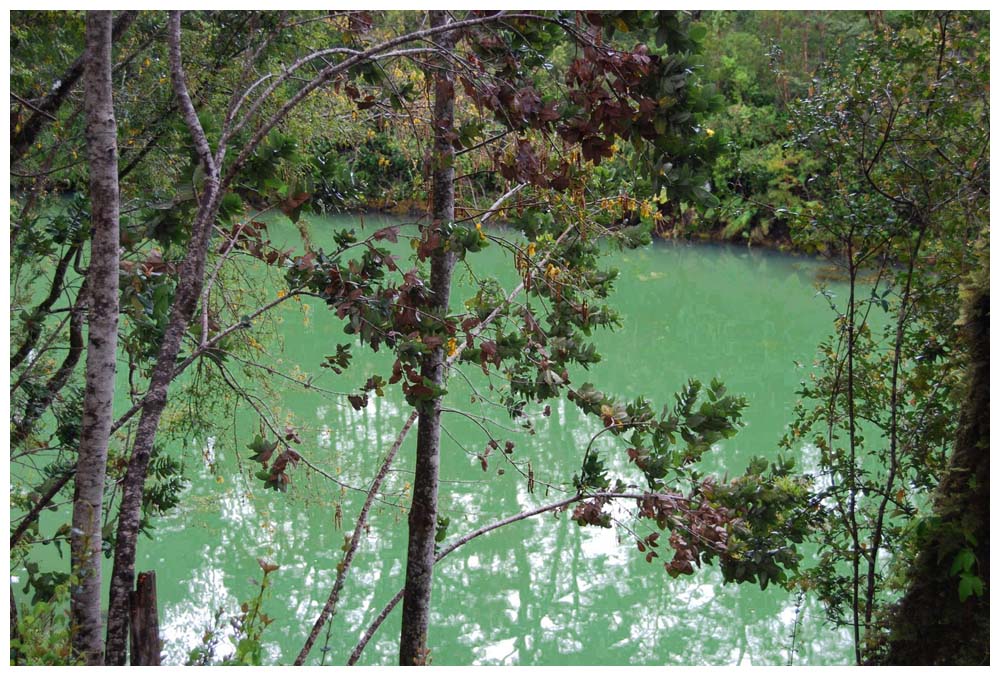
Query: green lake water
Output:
[[24, 212, 854, 665]]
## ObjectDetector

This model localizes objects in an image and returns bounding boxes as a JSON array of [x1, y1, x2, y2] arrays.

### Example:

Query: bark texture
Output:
[[128, 571, 162, 665], [398, 10, 458, 666], [104, 12, 221, 664], [873, 283, 989, 665], [70, 10, 121, 665]]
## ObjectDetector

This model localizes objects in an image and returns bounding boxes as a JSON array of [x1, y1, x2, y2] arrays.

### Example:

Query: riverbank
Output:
[[341, 199, 827, 261]]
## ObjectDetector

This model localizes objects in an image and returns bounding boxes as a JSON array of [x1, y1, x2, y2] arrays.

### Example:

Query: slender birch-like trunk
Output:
[[103, 12, 221, 664], [70, 10, 120, 665], [398, 10, 459, 666], [99, 10, 517, 664]]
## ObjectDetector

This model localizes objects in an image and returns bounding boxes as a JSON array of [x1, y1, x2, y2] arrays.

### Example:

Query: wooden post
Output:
[[128, 571, 161, 665], [11, 588, 21, 665]]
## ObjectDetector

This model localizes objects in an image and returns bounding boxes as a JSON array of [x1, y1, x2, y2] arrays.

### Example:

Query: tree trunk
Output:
[[398, 10, 458, 666], [873, 284, 989, 665], [128, 571, 161, 665], [11, 586, 21, 665], [70, 10, 121, 665], [104, 12, 221, 664]]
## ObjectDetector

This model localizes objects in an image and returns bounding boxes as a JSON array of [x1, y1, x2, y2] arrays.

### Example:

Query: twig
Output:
[[10, 92, 58, 121], [293, 409, 419, 665], [201, 221, 248, 347], [347, 490, 693, 664], [347, 494, 581, 664]]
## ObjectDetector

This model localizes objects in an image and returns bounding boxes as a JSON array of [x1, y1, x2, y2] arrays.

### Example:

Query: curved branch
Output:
[[220, 12, 545, 191], [11, 282, 87, 447], [167, 12, 216, 176], [10, 243, 80, 371], [10, 469, 75, 550], [347, 490, 683, 664]]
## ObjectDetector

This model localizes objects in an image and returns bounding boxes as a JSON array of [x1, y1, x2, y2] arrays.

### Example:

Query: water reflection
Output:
[[135, 219, 853, 665]]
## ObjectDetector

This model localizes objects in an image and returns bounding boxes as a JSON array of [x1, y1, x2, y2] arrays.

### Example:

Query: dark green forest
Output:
[[8, 10, 989, 666]]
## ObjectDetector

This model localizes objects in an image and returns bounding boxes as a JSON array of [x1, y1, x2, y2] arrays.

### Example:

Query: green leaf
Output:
[[688, 23, 708, 43], [435, 515, 450, 543], [958, 573, 984, 602], [950, 548, 976, 576], [691, 185, 721, 209]]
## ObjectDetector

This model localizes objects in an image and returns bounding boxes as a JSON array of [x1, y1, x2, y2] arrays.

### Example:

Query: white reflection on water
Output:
[[478, 636, 517, 664], [159, 546, 235, 664], [118, 221, 866, 665], [152, 422, 851, 666], [317, 424, 331, 448], [217, 485, 259, 531], [505, 589, 520, 622], [676, 582, 716, 610], [202, 436, 216, 466], [579, 517, 628, 566]]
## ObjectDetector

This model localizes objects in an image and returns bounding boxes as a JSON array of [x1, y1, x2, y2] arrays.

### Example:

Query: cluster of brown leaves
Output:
[[221, 220, 294, 267], [637, 487, 732, 577], [572, 495, 612, 528]]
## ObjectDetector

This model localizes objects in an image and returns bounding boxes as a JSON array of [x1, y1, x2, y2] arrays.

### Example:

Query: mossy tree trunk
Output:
[[873, 284, 989, 665]]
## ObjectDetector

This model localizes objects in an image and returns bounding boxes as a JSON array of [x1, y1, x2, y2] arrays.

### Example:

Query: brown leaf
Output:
[[373, 226, 399, 243], [279, 192, 311, 218], [257, 558, 280, 574], [284, 425, 302, 444]]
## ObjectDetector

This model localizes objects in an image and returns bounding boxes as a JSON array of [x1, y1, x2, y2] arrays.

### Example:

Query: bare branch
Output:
[[9, 92, 58, 121], [293, 409, 419, 665], [168, 12, 216, 177], [347, 490, 692, 664]]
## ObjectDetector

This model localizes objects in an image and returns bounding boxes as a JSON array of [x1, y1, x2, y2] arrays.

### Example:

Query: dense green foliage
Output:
[[778, 10, 989, 662], [9, 9, 988, 666]]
